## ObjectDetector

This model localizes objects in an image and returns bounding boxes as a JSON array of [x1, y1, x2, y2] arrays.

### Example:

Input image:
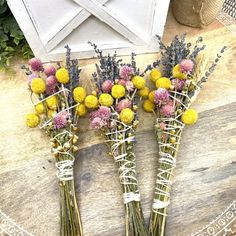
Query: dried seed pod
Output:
[[72, 146, 79, 152], [170, 130, 176, 135], [64, 142, 71, 149], [72, 138, 77, 144], [170, 137, 176, 143]]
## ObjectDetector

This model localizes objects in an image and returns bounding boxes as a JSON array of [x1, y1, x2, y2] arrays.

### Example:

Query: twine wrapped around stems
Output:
[[105, 119, 148, 236]]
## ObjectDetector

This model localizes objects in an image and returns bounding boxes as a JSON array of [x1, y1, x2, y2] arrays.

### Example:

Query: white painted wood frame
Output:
[[7, 0, 170, 62]]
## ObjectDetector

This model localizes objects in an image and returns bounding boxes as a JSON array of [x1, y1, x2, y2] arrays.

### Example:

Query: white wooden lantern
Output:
[[7, 0, 170, 61]]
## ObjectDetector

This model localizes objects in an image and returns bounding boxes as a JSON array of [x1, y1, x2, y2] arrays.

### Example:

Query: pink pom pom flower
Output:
[[90, 117, 103, 129], [119, 65, 134, 81], [125, 81, 134, 92], [46, 86, 56, 95], [118, 79, 126, 86], [102, 80, 113, 93], [172, 79, 185, 91], [154, 88, 170, 106], [116, 99, 132, 113], [53, 111, 69, 129], [44, 65, 56, 76], [29, 58, 43, 71], [97, 106, 111, 120], [160, 101, 175, 117], [46, 75, 57, 87], [180, 59, 194, 73]]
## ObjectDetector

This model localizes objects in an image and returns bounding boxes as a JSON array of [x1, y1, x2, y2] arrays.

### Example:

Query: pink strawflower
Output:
[[44, 65, 56, 76], [125, 81, 134, 92], [46, 75, 57, 87], [118, 79, 126, 86], [180, 59, 194, 73], [28, 73, 38, 84], [172, 79, 185, 91], [160, 101, 175, 117], [119, 65, 134, 80], [53, 111, 68, 129], [154, 88, 170, 106], [159, 122, 166, 130], [90, 117, 103, 129], [116, 99, 132, 113], [102, 80, 113, 93], [97, 106, 111, 120], [29, 58, 43, 71]]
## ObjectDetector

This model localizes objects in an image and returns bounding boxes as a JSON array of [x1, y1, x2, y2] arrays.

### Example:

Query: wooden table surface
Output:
[[0, 9, 236, 236]]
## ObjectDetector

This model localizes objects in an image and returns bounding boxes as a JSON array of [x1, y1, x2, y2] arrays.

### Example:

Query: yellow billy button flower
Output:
[[76, 104, 87, 117], [132, 76, 146, 89], [119, 108, 134, 125], [138, 86, 149, 98], [156, 77, 171, 89], [55, 68, 70, 84], [34, 102, 45, 114], [73, 87, 86, 103], [47, 110, 57, 119], [25, 113, 40, 128], [181, 109, 198, 125], [172, 64, 186, 79], [84, 95, 99, 109], [143, 99, 155, 112], [46, 95, 58, 110], [111, 85, 125, 99], [148, 90, 156, 103], [31, 78, 46, 94], [150, 69, 162, 83], [99, 93, 114, 107]]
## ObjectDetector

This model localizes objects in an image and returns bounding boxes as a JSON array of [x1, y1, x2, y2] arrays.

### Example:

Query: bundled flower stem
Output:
[[87, 42, 148, 236], [143, 35, 227, 236], [24, 46, 86, 236]]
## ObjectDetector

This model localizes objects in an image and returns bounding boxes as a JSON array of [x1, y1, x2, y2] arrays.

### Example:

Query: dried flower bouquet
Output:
[[24, 46, 86, 236], [142, 35, 226, 236], [85, 43, 149, 236]]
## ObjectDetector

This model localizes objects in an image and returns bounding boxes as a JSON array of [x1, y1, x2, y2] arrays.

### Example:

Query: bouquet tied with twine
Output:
[[24, 46, 86, 236]]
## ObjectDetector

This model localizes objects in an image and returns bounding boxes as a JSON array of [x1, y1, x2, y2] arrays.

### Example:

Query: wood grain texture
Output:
[[0, 8, 236, 236]]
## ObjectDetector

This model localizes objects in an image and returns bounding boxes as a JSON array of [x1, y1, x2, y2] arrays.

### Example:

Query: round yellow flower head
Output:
[[47, 110, 57, 119], [138, 86, 149, 98], [148, 90, 156, 103], [150, 69, 162, 83], [120, 108, 134, 124], [31, 78, 46, 94], [35, 102, 45, 114], [99, 93, 114, 107], [111, 85, 125, 99], [143, 99, 155, 112], [132, 76, 146, 89], [56, 68, 70, 84], [172, 64, 186, 79], [25, 113, 40, 128], [156, 77, 171, 89], [181, 109, 198, 125], [73, 87, 86, 103], [46, 95, 58, 110], [76, 104, 87, 117], [84, 95, 99, 109]]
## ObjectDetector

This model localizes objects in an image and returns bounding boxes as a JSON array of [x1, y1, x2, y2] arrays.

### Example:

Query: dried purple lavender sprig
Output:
[[155, 34, 206, 77], [197, 46, 227, 86], [64, 45, 81, 108], [89, 42, 138, 92]]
